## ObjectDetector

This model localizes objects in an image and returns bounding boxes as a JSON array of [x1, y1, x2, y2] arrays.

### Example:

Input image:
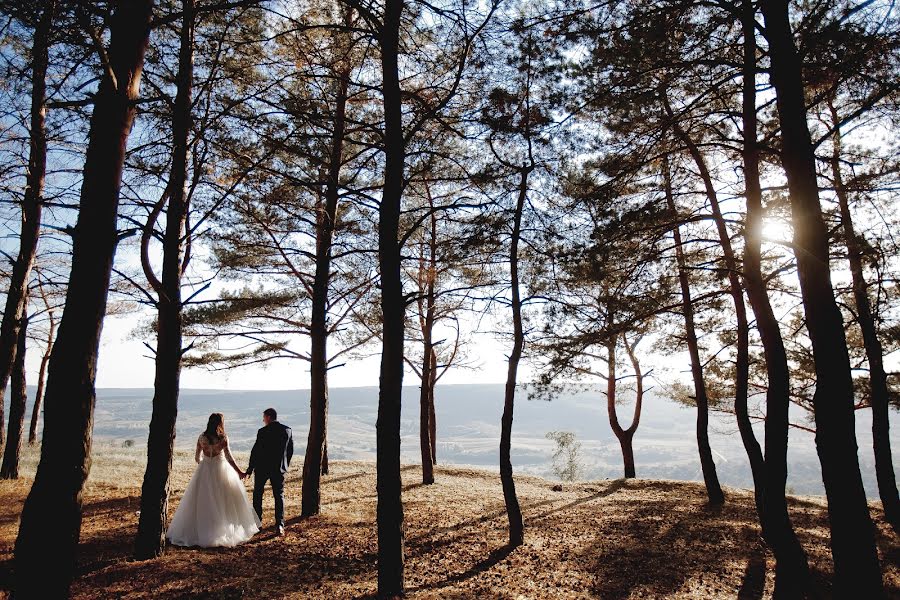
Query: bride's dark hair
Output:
[[203, 413, 225, 443]]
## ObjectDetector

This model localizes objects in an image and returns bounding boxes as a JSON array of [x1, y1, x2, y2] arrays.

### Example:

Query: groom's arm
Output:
[[247, 428, 263, 476], [286, 427, 294, 468]]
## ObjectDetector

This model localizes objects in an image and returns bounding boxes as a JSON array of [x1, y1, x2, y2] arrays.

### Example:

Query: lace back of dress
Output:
[[199, 434, 226, 458]]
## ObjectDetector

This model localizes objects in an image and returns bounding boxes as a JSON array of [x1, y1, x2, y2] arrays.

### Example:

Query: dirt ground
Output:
[[0, 453, 897, 599]]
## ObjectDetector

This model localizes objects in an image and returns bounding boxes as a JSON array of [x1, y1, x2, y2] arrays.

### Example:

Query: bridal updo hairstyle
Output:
[[203, 412, 226, 443]]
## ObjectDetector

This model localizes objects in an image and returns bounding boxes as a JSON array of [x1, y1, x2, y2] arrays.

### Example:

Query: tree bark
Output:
[[663, 157, 725, 505], [760, 0, 883, 594], [827, 98, 900, 535], [0, 0, 56, 448], [670, 112, 763, 508], [376, 0, 406, 594], [417, 206, 437, 485], [739, 4, 810, 594], [0, 317, 28, 479], [501, 165, 529, 547], [13, 0, 153, 595], [302, 18, 351, 515], [301, 32, 351, 517], [28, 309, 54, 445], [605, 334, 640, 478], [429, 348, 437, 465], [135, 0, 193, 561]]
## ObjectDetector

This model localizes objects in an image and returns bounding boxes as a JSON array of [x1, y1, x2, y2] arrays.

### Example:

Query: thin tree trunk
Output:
[[663, 157, 725, 506], [302, 18, 350, 516], [429, 348, 437, 465], [321, 440, 329, 475], [739, 4, 810, 594], [13, 1, 153, 594], [827, 98, 900, 535], [0, 0, 56, 448], [605, 334, 636, 478], [28, 309, 54, 445], [501, 165, 529, 547], [669, 112, 763, 508], [0, 317, 28, 479], [418, 204, 437, 484], [135, 0, 193, 560], [376, 0, 406, 594], [760, 0, 883, 594]]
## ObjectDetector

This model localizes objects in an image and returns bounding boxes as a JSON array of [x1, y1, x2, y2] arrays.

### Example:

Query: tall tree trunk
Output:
[[0, 317, 28, 479], [760, 1, 883, 594], [740, 4, 810, 594], [501, 165, 529, 547], [302, 22, 350, 516], [663, 157, 725, 506], [0, 0, 56, 448], [321, 440, 329, 475], [135, 0, 193, 560], [376, 0, 406, 594], [827, 98, 900, 535], [28, 308, 54, 445], [669, 112, 763, 509], [429, 347, 437, 464], [13, 1, 153, 595], [418, 205, 437, 484]]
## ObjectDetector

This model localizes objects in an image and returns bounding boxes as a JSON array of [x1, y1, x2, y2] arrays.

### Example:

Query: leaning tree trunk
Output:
[[827, 98, 900, 535], [663, 157, 725, 506], [0, 317, 29, 479], [302, 28, 350, 516], [670, 114, 763, 510], [739, 4, 810, 594], [13, 1, 153, 595], [376, 0, 407, 594], [135, 0, 193, 561], [28, 309, 54, 445], [0, 0, 56, 447], [501, 164, 529, 547], [760, 0, 883, 594]]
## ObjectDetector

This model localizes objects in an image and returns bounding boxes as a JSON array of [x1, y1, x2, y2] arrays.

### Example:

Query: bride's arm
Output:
[[223, 437, 244, 477], [195, 436, 202, 464]]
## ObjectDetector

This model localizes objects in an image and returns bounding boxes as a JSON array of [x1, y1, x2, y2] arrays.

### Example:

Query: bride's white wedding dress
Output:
[[166, 433, 261, 548]]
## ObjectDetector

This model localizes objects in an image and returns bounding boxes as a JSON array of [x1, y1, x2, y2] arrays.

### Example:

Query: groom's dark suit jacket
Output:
[[247, 421, 293, 476]]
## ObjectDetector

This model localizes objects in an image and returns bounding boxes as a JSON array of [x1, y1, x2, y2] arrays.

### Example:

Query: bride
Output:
[[167, 413, 261, 547]]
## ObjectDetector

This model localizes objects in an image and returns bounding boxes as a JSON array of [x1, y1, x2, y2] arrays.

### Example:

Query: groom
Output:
[[246, 407, 293, 535]]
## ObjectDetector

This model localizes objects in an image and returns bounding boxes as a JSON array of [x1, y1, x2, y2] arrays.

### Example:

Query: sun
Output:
[[761, 218, 792, 243]]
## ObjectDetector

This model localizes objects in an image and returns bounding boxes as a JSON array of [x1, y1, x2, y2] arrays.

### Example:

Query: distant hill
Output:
[[17, 383, 896, 497]]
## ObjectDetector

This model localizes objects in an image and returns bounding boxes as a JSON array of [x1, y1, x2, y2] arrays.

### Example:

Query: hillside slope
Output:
[[0, 447, 896, 598]]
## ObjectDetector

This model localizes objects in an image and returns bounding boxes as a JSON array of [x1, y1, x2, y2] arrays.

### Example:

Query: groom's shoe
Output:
[[276, 524, 285, 536]]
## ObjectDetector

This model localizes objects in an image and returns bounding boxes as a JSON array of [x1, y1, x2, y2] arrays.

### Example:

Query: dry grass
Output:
[[0, 445, 897, 599]]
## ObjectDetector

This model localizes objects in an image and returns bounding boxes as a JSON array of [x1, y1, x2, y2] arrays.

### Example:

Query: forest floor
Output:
[[0, 444, 897, 599]]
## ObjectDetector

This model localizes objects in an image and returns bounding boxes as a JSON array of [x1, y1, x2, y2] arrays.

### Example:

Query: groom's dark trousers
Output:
[[247, 420, 293, 527], [253, 471, 285, 527]]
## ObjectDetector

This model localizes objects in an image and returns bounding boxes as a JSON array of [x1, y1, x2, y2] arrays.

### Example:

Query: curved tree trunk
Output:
[[13, 1, 153, 594], [663, 157, 725, 506], [0, 0, 55, 449], [0, 317, 29, 479], [28, 310, 54, 445], [739, 5, 810, 594], [760, 0, 883, 594], [669, 111, 763, 510], [376, 0, 407, 594], [501, 164, 530, 547], [605, 334, 639, 478], [302, 22, 350, 516], [827, 98, 900, 535], [134, 0, 193, 560]]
